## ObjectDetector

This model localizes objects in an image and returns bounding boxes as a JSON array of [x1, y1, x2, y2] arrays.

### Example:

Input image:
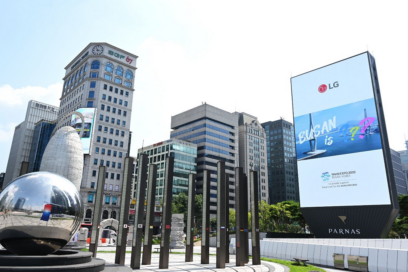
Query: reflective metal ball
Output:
[[0, 172, 83, 255]]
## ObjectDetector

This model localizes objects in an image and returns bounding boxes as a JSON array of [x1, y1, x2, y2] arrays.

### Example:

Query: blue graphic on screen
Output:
[[295, 98, 382, 160]]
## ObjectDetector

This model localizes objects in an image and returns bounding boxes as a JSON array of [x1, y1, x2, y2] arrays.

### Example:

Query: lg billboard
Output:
[[291, 52, 399, 238]]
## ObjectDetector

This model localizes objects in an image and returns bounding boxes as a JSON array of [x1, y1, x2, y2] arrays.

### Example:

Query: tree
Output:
[[389, 194, 408, 238], [258, 200, 272, 232], [229, 209, 236, 230]]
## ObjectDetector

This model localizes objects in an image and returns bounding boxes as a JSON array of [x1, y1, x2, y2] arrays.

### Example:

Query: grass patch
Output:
[[261, 257, 326, 272]]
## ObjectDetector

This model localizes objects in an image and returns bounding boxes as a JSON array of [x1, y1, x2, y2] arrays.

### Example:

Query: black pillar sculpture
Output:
[[115, 157, 134, 265], [130, 154, 148, 269], [225, 173, 230, 263], [201, 170, 210, 264], [185, 173, 196, 262], [235, 167, 245, 266], [250, 170, 261, 265], [216, 161, 226, 268], [243, 174, 249, 263], [89, 166, 106, 257], [159, 156, 174, 269], [142, 164, 157, 265]]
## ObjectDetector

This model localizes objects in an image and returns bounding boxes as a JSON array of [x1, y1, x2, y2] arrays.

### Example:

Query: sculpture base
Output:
[[0, 249, 130, 271]]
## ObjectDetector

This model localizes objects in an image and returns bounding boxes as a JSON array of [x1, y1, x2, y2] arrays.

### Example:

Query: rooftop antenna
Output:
[[141, 139, 144, 153]]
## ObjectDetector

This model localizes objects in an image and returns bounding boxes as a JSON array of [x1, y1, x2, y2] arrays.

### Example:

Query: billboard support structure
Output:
[[142, 164, 157, 265], [185, 173, 195, 262], [201, 170, 210, 264], [216, 161, 226, 268], [235, 167, 246, 266], [250, 170, 261, 265]]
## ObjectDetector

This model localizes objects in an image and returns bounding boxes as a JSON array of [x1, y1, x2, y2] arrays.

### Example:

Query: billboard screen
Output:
[[71, 108, 96, 154], [291, 53, 390, 208]]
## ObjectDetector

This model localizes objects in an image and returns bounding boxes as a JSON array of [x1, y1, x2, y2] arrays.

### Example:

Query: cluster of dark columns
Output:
[[88, 155, 260, 269]]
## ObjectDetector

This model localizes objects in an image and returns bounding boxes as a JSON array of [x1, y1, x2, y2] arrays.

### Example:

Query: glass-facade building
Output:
[[28, 120, 56, 173], [391, 148, 408, 195], [262, 119, 299, 204]]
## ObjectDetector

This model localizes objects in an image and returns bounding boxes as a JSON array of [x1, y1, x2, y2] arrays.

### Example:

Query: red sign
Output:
[[166, 225, 171, 229], [126, 56, 133, 65], [318, 84, 327, 93], [153, 142, 163, 147], [206, 227, 209, 231], [129, 209, 135, 215]]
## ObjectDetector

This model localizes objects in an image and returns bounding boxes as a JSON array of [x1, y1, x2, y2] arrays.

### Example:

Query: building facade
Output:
[[399, 140, 408, 190], [262, 119, 299, 204], [390, 148, 408, 195], [56, 43, 138, 224], [0, 173, 5, 190], [235, 112, 269, 204], [28, 120, 56, 173], [171, 103, 238, 214], [4, 101, 59, 187]]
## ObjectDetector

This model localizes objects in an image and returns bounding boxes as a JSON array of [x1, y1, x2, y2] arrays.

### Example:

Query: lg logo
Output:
[[318, 81, 339, 93]]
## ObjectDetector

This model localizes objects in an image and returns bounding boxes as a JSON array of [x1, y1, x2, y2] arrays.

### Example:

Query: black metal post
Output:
[[159, 156, 174, 269], [201, 170, 210, 264], [115, 157, 134, 264], [130, 154, 148, 269], [243, 174, 249, 263], [142, 164, 157, 265], [216, 161, 226, 268], [235, 167, 245, 266], [185, 173, 196, 262], [250, 170, 261, 265], [225, 173, 230, 263], [89, 166, 106, 257]]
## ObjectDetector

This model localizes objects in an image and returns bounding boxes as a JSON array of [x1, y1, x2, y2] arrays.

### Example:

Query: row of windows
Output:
[[91, 171, 122, 181], [91, 60, 133, 79], [100, 104, 128, 116], [196, 153, 235, 164], [65, 63, 88, 89], [102, 84, 129, 97], [87, 194, 118, 205], [197, 161, 235, 171], [95, 137, 125, 147], [95, 147, 124, 157], [191, 138, 234, 150], [93, 159, 122, 169], [171, 122, 234, 138], [101, 94, 129, 107], [97, 125, 126, 136], [99, 115, 127, 127], [176, 118, 234, 130], [180, 130, 234, 143], [197, 145, 234, 156]]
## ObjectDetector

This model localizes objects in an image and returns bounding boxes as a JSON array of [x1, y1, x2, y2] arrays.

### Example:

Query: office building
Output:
[[390, 148, 408, 195], [262, 119, 299, 204], [28, 120, 56, 173], [399, 140, 408, 189], [171, 103, 238, 214], [4, 101, 59, 187], [56, 43, 138, 223], [235, 112, 269, 204]]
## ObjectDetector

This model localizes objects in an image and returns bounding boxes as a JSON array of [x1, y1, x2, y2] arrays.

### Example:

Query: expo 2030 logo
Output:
[[321, 172, 330, 181]]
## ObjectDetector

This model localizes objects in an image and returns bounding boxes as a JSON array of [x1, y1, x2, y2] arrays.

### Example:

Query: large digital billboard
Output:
[[71, 108, 96, 154], [291, 53, 391, 208]]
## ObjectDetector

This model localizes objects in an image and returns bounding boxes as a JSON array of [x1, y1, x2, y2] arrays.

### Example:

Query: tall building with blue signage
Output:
[[262, 119, 299, 204], [171, 103, 238, 214], [28, 120, 56, 173], [56, 43, 137, 224]]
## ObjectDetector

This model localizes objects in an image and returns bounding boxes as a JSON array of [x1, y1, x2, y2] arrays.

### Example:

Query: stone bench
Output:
[[293, 257, 309, 266]]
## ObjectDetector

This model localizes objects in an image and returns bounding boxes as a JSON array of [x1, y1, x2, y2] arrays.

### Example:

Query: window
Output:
[[112, 162, 116, 168], [111, 173, 114, 179], [106, 161, 110, 167], [100, 159, 104, 166], [110, 128, 114, 134], [108, 96, 112, 102], [124, 101, 128, 107], [101, 104, 105, 110], [113, 151, 117, 157], [105, 172, 109, 178], [118, 163, 122, 169], [92, 170, 96, 176], [109, 86, 113, 92], [105, 62, 113, 73], [121, 131, 125, 137], [120, 141, 124, 147], [107, 106, 110, 112], [91, 182, 95, 189], [122, 121, 126, 127], [90, 81, 96, 88], [101, 148, 105, 154], [109, 184, 113, 191], [89, 91, 95, 98], [125, 91, 129, 97], [90, 72, 99, 78], [104, 84, 107, 90], [125, 70, 133, 79], [119, 152, 122, 158], [84, 63, 88, 72], [111, 118, 115, 124], [114, 98, 117, 103], [116, 66, 123, 76], [120, 90, 124, 95], [114, 88, 118, 94], [87, 101, 93, 107], [105, 116, 109, 122], [117, 119, 120, 125], [116, 129, 119, 136], [112, 108, 116, 113], [88, 194, 94, 203], [123, 111, 127, 117], [109, 139, 112, 145], [105, 196, 110, 204], [102, 94, 106, 100], [115, 185, 119, 192], [97, 136, 101, 142], [91, 60, 100, 69], [116, 174, 120, 180], [103, 137, 107, 143], [115, 78, 122, 84], [118, 109, 122, 115], [125, 81, 131, 88], [94, 159, 98, 165], [114, 140, 118, 146], [107, 150, 111, 156], [98, 125, 102, 132], [119, 99, 123, 105], [104, 74, 112, 81]]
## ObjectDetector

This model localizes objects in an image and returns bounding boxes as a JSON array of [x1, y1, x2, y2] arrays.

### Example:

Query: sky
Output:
[[0, 0, 407, 172]]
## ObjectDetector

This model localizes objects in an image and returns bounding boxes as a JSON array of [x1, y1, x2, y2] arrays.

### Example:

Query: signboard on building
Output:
[[291, 52, 399, 238], [71, 108, 96, 154]]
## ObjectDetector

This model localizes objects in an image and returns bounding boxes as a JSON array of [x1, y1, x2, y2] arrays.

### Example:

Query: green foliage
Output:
[[389, 194, 408, 238], [260, 257, 325, 272], [229, 209, 236, 230], [210, 217, 217, 231], [171, 192, 203, 229]]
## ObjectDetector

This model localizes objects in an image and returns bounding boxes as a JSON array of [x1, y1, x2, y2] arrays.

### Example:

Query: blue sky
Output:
[[1, 0, 408, 172]]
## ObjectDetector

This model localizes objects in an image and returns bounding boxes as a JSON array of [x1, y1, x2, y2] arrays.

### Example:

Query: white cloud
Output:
[[0, 83, 62, 106]]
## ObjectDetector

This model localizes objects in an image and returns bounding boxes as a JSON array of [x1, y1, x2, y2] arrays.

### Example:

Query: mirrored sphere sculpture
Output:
[[0, 172, 83, 255]]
